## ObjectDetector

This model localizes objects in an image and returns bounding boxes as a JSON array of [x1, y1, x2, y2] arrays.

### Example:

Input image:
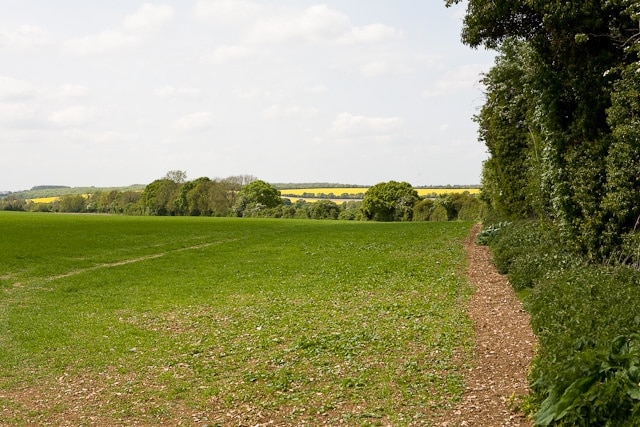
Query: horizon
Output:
[[2, 179, 482, 194]]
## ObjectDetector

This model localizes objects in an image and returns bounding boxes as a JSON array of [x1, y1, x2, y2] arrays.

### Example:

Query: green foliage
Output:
[[140, 178, 179, 216], [235, 179, 282, 216], [0, 195, 26, 211], [475, 221, 510, 246], [361, 181, 420, 222], [412, 199, 433, 221], [528, 266, 640, 426], [476, 38, 538, 219], [453, 0, 640, 260], [489, 221, 584, 290], [308, 199, 341, 220], [429, 205, 448, 222], [58, 194, 87, 213], [485, 220, 640, 424], [602, 55, 640, 265]]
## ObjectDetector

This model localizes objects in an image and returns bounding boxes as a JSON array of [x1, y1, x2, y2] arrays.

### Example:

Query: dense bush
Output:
[[529, 266, 640, 426], [486, 220, 640, 425], [487, 221, 584, 290]]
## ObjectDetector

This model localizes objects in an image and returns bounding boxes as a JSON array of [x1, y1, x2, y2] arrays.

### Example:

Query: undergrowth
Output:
[[482, 219, 640, 426]]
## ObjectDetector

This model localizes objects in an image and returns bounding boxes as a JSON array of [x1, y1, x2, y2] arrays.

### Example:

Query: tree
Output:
[[58, 194, 87, 213], [234, 180, 282, 216], [476, 38, 539, 219], [164, 170, 187, 184], [448, 0, 640, 258], [361, 181, 420, 221], [309, 200, 341, 220], [141, 178, 180, 215], [602, 52, 640, 262]]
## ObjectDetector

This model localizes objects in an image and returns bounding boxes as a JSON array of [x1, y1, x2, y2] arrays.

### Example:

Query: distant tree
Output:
[[0, 195, 26, 211], [309, 200, 341, 220], [235, 180, 282, 216], [209, 180, 238, 216], [58, 194, 87, 213], [413, 198, 435, 221], [141, 178, 180, 215], [225, 174, 257, 187], [430, 205, 448, 222], [164, 170, 187, 184], [361, 181, 420, 221]]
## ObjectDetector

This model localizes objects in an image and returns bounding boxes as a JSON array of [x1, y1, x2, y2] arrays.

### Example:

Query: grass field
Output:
[[0, 212, 474, 426]]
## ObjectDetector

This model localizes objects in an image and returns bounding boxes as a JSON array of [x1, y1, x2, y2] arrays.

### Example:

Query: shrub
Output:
[[488, 221, 583, 290], [476, 221, 510, 245], [528, 266, 640, 426]]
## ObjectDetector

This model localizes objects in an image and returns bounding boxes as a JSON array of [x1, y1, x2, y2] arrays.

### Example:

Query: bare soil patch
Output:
[[441, 224, 536, 426]]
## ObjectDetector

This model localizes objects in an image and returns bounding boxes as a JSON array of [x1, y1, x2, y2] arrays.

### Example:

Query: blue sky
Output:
[[0, 1, 495, 191]]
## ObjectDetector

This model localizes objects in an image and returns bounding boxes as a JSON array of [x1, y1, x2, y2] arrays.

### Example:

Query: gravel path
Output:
[[441, 224, 537, 427]]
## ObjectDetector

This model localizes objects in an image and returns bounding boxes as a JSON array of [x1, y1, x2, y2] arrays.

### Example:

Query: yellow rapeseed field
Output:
[[28, 197, 60, 204], [28, 194, 90, 204]]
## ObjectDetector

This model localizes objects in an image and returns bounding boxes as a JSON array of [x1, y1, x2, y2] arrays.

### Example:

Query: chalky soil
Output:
[[441, 225, 536, 427]]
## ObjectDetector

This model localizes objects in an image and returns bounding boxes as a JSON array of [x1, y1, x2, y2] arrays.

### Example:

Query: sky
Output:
[[0, 0, 495, 191]]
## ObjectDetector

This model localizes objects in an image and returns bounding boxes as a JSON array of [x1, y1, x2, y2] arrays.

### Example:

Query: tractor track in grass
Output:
[[440, 224, 536, 426], [3, 239, 241, 290], [45, 241, 234, 283]]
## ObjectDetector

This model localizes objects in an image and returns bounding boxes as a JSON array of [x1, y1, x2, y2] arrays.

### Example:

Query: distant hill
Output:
[[30, 185, 70, 191], [11, 185, 146, 199]]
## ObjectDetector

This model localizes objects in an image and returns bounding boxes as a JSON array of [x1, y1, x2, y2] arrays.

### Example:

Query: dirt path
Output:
[[441, 224, 537, 426]]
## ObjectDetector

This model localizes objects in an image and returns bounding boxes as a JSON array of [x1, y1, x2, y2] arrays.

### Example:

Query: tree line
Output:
[[0, 172, 485, 222]]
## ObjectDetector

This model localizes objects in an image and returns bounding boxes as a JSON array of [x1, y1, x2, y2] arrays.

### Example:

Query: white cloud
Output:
[[331, 112, 405, 137], [234, 88, 274, 101], [154, 85, 201, 98], [0, 76, 36, 100], [172, 112, 214, 132], [194, 0, 264, 25], [49, 106, 93, 127], [304, 84, 328, 95], [423, 64, 487, 98], [204, 45, 256, 64], [64, 30, 141, 55], [0, 25, 52, 49], [64, 3, 173, 55], [250, 4, 347, 44], [360, 61, 415, 78], [346, 24, 403, 44], [261, 104, 319, 120], [123, 3, 174, 32], [0, 103, 40, 127], [360, 62, 390, 78], [58, 84, 90, 99], [249, 4, 400, 46]]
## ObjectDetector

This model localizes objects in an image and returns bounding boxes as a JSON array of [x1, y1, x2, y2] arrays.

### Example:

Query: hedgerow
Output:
[[481, 220, 584, 290], [485, 220, 640, 425], [529, 266, 640, 426]]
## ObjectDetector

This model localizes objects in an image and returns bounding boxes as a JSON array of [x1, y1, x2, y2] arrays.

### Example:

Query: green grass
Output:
[[0, 212, 473, 426]]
